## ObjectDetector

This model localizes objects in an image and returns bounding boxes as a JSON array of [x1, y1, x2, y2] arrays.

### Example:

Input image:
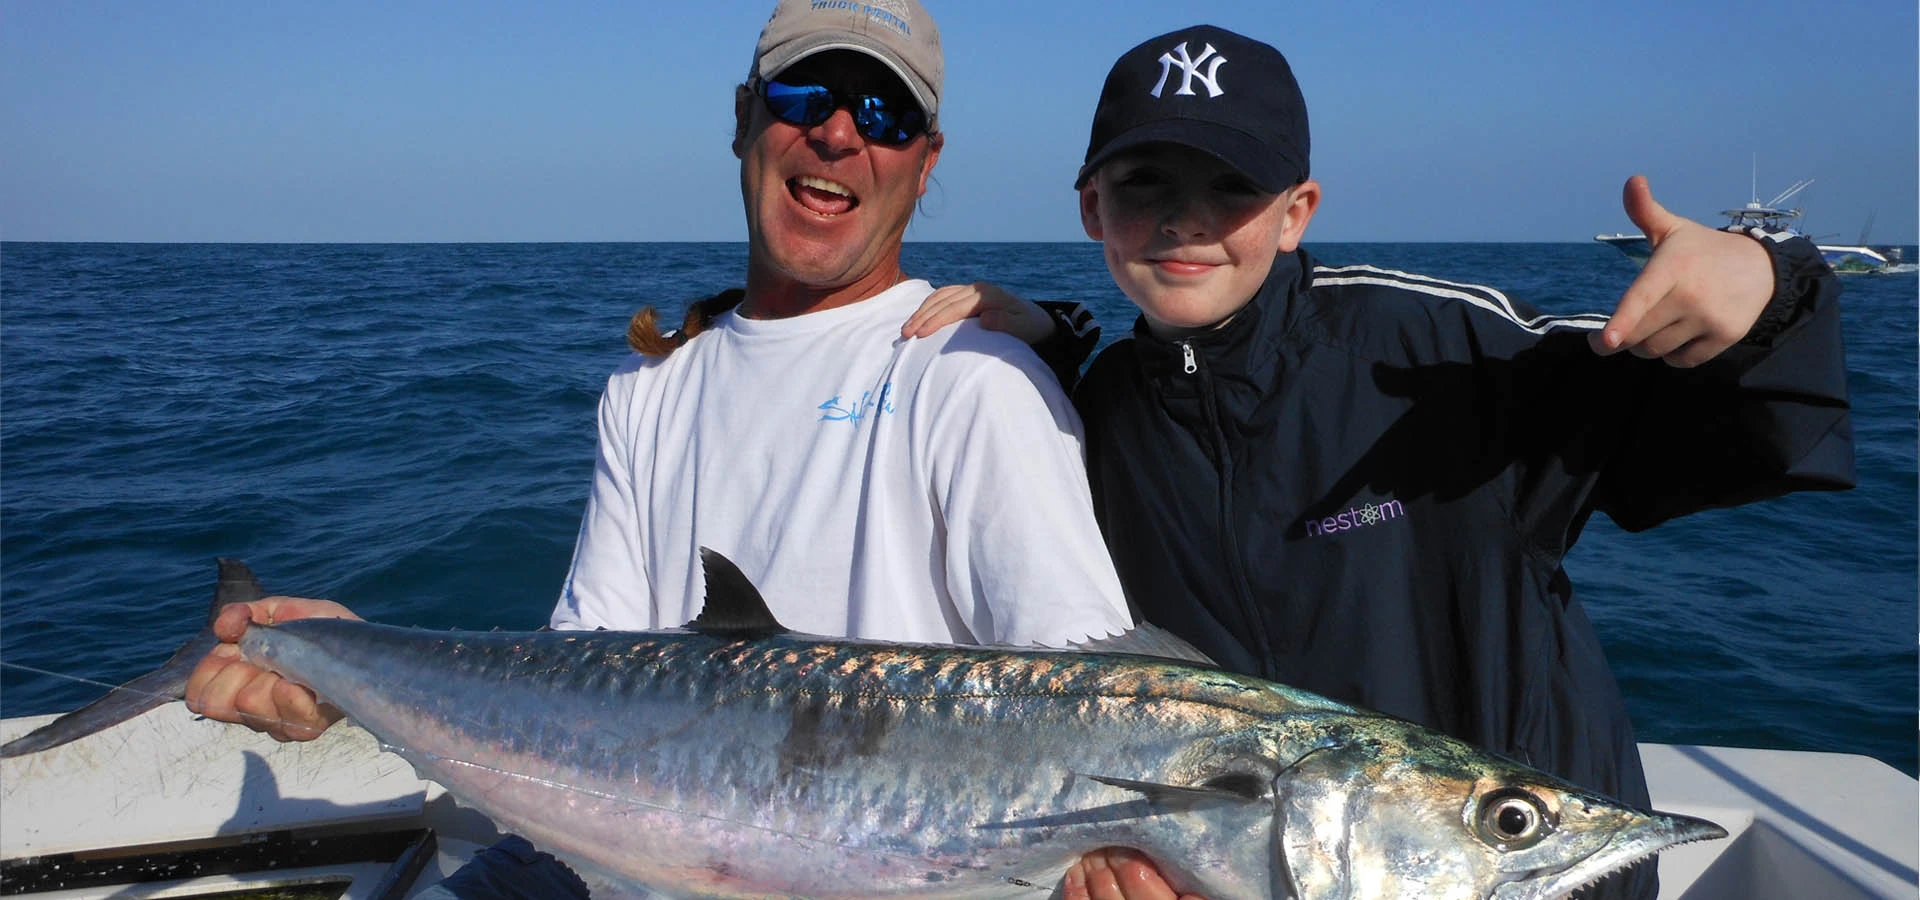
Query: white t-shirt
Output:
[[552, 279, 1132, 646]]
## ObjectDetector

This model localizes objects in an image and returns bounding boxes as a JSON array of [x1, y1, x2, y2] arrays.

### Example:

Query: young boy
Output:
[[911, 24, 1851, 900]]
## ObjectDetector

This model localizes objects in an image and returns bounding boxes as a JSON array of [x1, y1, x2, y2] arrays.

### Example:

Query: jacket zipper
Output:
[[1180, 340, 1277, 672]]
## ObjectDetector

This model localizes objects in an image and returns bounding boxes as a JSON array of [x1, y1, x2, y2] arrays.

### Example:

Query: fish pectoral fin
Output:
[[687, 548, 789, 636], [1085, 773, 1266, 808]]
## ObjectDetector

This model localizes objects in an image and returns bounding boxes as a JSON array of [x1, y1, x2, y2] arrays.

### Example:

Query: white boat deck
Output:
[[1639, 743, 1917, 899], [3, 704, 1914, 898]]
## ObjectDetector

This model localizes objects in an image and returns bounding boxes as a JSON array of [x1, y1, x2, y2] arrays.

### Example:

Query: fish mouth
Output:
[[1492, 810, 1728, 899], [789, 175, 859, 216]]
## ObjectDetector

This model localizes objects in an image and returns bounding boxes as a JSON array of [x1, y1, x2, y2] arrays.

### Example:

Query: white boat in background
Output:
[[1595, 177, 1905, 274], [3, 703, 1915, 899], [1806, 241, 1903, 274]]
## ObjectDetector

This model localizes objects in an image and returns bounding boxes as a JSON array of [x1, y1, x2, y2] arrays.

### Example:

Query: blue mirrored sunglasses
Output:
[[758, 78, 929, 146]]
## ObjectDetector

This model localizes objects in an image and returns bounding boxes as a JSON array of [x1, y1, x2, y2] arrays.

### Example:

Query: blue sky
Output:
[[4, 1, 1915, 243]]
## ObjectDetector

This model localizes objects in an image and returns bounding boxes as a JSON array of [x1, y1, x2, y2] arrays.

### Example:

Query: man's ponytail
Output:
[[626, 288, 746, 356]]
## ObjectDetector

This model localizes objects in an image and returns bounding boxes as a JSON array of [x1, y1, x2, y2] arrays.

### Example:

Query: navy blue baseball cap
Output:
[[1075, 25, 1310, 192]]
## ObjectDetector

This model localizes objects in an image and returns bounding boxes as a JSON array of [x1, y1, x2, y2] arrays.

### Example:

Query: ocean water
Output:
[[2, 241, 1914, 776]]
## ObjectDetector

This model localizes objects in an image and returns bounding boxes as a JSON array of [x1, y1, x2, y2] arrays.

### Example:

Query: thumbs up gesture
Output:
[[1589, 175, 1776, 367]]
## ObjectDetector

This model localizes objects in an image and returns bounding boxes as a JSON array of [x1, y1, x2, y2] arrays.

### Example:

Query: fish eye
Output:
[[1474, 789, 1552, 849]]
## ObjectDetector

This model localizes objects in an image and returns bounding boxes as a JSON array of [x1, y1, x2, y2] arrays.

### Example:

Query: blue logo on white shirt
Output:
[[818, 383, 895, 426]]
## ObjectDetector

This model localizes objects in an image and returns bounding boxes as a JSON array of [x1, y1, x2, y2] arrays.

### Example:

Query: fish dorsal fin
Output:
[[1071, 624, 1218, 667], [689, 547, 788, 636], [212, 558, 268, 624]]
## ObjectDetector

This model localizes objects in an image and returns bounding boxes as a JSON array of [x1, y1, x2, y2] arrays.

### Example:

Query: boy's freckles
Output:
[[1081, 145, 1315, 339]]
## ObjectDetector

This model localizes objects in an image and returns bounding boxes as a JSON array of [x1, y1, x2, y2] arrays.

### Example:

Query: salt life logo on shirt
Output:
[[1303, 498, 1406, 538], [818, 383, 896, 426]]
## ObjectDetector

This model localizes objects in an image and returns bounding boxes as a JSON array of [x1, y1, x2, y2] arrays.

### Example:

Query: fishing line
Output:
[[0, 661, 135, 694], [0, 659, 1055, 893]]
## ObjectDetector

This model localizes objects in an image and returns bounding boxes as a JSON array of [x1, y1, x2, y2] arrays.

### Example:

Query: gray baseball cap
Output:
[[751, 0, 944, 127]]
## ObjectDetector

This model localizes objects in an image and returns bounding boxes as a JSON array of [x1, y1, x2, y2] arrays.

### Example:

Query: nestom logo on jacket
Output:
[[1302, 497, 1407, 538]]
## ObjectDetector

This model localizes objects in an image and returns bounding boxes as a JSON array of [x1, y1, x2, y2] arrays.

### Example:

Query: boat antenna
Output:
[[1858, 210, 1876, 246], [1767, 179, 1814, 210]]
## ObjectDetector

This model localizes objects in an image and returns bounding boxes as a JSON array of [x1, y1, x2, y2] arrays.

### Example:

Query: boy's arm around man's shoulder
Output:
[[1030, 300, 1103, 392], [900, 283, 1102, 392]]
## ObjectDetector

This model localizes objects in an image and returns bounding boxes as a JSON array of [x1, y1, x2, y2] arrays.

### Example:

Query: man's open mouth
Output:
[[789, 176, 859, 216]]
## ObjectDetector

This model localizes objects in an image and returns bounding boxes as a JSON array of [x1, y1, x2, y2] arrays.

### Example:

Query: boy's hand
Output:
[[1063, 849, 1206, 900], [1590, 175, 1774, 368], [902, 282, 1056, 345], [184, 596, 358, 742]]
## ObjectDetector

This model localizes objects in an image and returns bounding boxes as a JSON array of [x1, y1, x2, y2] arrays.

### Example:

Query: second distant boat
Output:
[[1595, 177, 1902, 273]]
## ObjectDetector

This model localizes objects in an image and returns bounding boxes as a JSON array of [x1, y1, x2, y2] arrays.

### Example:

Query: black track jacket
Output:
[[1071, 233, 1852, 813]]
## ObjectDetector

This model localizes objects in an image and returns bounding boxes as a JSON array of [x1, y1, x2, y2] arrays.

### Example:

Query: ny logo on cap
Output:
[[1149, 42, 1226, 98]]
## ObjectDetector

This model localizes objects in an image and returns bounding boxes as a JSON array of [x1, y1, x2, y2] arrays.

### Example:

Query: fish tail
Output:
[[0, 559, 268, 758]]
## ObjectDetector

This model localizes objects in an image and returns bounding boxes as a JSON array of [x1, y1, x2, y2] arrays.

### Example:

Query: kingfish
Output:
[[1, 552, 1724, 899]]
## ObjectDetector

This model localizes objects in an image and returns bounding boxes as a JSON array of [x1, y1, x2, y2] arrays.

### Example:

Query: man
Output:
[[191, 0, 1129, 729], [189, 1, 1137, 896], [546, 1, 1131, 645]]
